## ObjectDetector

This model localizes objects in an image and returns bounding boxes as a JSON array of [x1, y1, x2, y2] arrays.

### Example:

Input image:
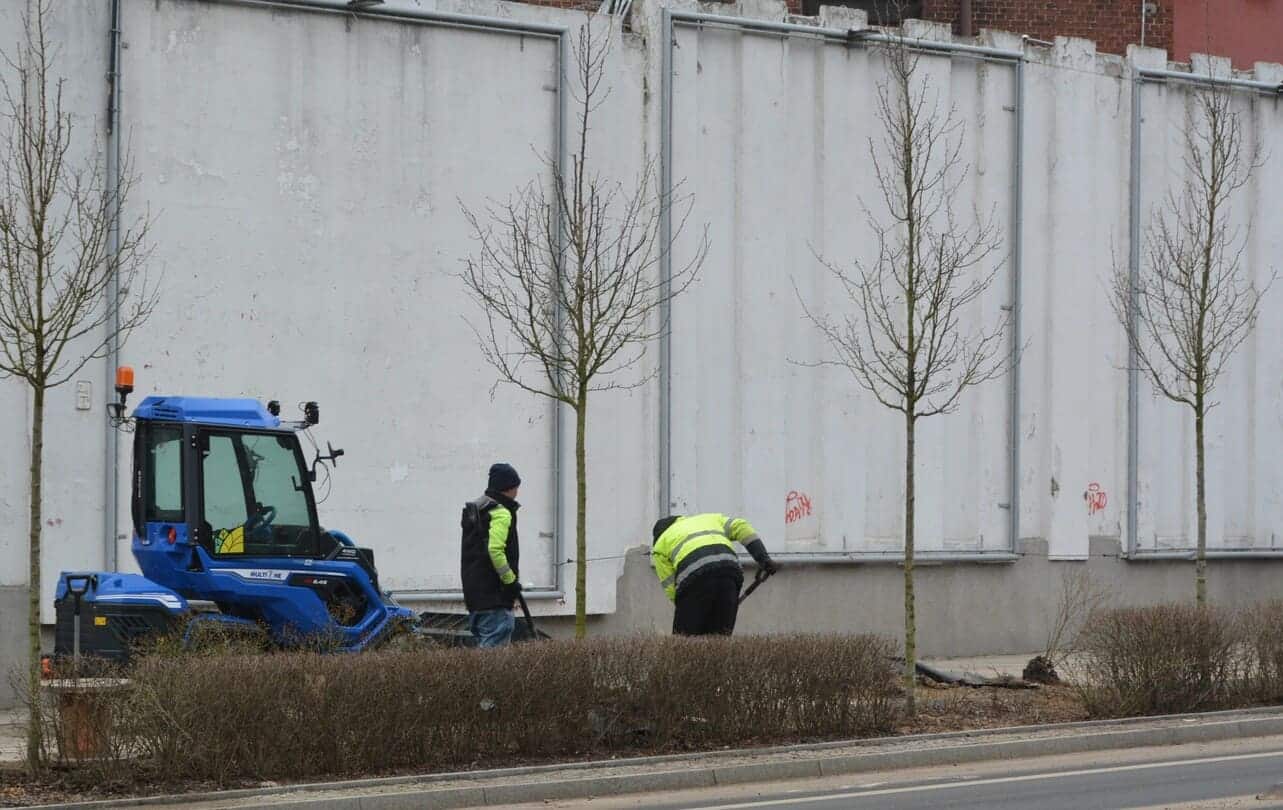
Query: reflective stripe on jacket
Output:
[[652, 513, 759, 601]]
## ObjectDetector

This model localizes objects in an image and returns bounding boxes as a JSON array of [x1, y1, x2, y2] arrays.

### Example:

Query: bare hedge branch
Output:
[[22, 635, 899, 781]]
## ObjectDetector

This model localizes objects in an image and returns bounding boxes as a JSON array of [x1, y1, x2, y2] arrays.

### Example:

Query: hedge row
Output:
[[35, 634, 900, 782], [1072, 600, 1283, 716]]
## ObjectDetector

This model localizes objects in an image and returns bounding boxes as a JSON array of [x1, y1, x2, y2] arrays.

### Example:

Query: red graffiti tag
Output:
[[785, 491, 813, 525], [1084, 483, 1107, 516]]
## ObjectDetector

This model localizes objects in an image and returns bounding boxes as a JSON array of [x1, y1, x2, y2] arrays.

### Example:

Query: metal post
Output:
[[1138, 66, 1282, 93], [66, 577, 91, 665], [550, 28, 569, 592], [72, 597, 81, 663], [1126, 73, 1142, 558], [103, 0, 123, 573], [658, 7, 674, 517], [666, 11, 1024, 61], [193, 0, 568, 37], [1007, 56, 1024, 554]]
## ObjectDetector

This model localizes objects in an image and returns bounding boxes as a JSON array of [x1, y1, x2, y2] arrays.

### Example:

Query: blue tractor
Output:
[[53, 378, 421, 662]]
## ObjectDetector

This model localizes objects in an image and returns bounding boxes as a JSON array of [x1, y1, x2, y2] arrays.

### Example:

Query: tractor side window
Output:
[[239, 433, 317, 556], [202, 434, 251, 540], [145, 426, 184, 523]]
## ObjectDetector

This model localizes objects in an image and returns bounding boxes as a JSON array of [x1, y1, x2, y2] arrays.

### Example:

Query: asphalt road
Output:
[[509, 736, 1283, 810]]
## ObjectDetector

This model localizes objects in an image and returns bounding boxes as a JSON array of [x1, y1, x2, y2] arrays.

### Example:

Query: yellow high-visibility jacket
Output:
[[652, 513, 761, 601]]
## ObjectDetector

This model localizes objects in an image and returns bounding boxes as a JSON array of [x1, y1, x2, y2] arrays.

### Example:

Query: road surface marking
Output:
[[695, 749, 1283, 809]]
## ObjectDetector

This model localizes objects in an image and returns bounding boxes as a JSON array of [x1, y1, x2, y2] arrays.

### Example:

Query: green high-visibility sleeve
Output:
[[488, 506, 516, 585]]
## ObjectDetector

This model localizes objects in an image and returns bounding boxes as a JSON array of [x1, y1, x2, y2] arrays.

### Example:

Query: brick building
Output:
[[818, 0, 1282, 69]]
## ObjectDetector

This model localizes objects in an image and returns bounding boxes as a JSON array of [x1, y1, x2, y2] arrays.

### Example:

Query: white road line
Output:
[[694, 749, 1283, 809]]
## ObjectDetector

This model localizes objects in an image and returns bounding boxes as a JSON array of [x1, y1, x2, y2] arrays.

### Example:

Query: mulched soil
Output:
[[901, 682, 1088, 735]]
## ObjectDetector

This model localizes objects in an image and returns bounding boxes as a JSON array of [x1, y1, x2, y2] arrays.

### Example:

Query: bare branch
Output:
[[1108, 80, 1272, 603], [0, 0, 160, 767], [456, 16, 707, 638], [800, 29, 1010, 424], [0, 0, 159, 390]]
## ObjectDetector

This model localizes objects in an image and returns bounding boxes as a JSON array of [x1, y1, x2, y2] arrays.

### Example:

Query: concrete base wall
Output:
[[5, 545, 1281, 709], [0, 587, 26, 709], [534, 541, 1283, 657]]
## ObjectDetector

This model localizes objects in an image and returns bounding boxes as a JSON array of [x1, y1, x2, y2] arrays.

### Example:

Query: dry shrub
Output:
[[135, 616, 272, 659], [1071, 603, 1243, 716], [18, 659, 139, 779], [109, 634, 897, 783], [1042, 568, 1112, 668], [1243, 600, 1283, 702]]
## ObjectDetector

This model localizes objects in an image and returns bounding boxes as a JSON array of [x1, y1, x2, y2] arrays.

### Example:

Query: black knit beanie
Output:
[[652, 515, 680, 544], [487, 463, 521, 493]]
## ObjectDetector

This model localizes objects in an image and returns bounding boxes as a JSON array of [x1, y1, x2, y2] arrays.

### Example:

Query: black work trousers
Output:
[[672, 570, 742, 636]]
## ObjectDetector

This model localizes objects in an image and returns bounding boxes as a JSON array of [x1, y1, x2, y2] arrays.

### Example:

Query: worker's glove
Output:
[[745, 539, 777, 575], [502, 580, 523, 601]]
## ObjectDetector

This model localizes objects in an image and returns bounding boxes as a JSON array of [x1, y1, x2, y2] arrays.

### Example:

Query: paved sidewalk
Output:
[[920, 652, 1050, 679]]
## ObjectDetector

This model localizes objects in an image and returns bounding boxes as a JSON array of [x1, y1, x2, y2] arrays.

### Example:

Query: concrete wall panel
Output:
[[1133, 74, 1283, 553], [119, 0, 564, 592], [1, 0, 1283, 710], [0, 3, 113, 622], [669, 27, 1017, 556]]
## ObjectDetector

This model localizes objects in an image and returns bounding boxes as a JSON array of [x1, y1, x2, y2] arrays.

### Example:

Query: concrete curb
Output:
[[30, 708, 1283, 809]]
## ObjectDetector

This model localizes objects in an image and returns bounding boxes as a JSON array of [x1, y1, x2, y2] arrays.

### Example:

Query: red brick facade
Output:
[[550, 0, 1276, 68], [917, 0, 1174, 57]]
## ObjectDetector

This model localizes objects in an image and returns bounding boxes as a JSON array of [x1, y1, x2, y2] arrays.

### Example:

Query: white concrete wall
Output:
[[1131, 53, 1283, 553], [0, 2, 113, 619], [666, 16, 1017, 556], [121, 0, 567, 597], [1, 0, 1281, 642]]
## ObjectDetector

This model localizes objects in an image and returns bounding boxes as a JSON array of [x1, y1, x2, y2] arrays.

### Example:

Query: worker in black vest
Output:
[[460, 463, 522, 647], [651, 513, 777, 636]]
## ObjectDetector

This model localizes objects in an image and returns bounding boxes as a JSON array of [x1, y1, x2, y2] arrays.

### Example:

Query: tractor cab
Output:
[[54, 383, 414, 663], [132, 398, 368, 577]]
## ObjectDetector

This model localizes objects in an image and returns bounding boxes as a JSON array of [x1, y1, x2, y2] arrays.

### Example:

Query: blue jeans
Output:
[[469, 608, 515, 648]]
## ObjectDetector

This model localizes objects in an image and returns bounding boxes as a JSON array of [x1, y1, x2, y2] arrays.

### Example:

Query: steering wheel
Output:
[[244, 505, 277, 542]]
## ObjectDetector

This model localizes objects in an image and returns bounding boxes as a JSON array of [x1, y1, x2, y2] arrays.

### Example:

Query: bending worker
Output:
[[651, 513, 777, 636]]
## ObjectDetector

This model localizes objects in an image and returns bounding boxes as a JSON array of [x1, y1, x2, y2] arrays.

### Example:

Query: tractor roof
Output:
[[132, 396, 282, 429]]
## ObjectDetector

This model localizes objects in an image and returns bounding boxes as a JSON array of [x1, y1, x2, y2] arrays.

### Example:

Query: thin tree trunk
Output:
[[1194, 398, 1207, 606], [26, 385, 45, 770], [574, 397, 587, 639], [903, 412, 917, 717]]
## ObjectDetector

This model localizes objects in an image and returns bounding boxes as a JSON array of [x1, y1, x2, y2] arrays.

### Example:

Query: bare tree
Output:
[[1111, 83, 1271, 606], [1042, 567, 1112, 668], [460, 19, 706, 638], [798, 35, 1009, 715], [0, 1, 156, 767]]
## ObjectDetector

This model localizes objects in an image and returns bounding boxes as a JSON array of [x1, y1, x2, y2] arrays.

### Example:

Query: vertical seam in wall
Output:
[[732, 31, 744, 505]]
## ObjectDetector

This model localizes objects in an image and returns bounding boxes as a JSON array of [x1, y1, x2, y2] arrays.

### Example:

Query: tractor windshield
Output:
[[199, 429, 319, 557]]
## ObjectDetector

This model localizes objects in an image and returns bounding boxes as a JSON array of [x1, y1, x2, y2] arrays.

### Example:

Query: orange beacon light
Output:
[[109, 365, 135, 420]]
